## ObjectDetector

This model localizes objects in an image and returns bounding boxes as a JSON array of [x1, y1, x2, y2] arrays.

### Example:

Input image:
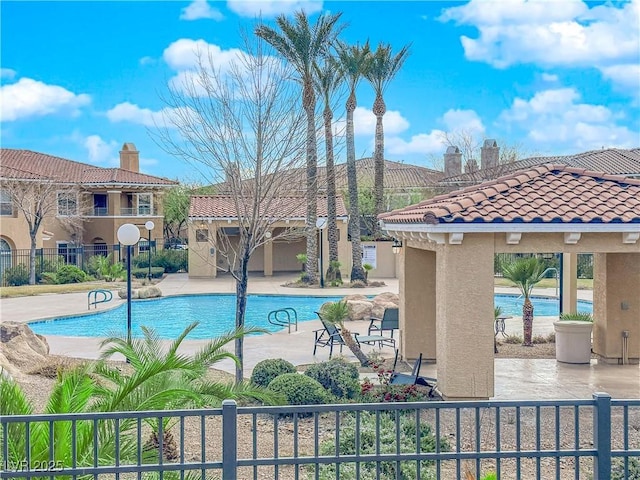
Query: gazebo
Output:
[[379, 164, 640, 399]]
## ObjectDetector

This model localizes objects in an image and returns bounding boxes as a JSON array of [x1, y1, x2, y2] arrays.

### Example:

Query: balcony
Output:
[[92, 207, 109, 216], [120, 207, 158, 216]]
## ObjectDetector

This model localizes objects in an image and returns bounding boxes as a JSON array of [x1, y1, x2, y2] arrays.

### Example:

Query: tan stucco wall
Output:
[[399, 246, 436, 361], [593, 253, 640, 363], [0, 214, 39, 249], [361, 241, 398, 278], [188, 222, 217, 277]]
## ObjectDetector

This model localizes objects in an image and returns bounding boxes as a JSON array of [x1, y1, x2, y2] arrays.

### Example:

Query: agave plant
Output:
[[501, 258, 547, 346], [321, 300, 370, 366]]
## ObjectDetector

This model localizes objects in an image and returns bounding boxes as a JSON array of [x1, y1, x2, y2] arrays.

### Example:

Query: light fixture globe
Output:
[[117, 223, 141, 246], [145, 220, 155, 231]]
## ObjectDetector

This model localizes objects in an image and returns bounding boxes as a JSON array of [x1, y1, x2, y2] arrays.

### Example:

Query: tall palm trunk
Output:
[[372, 93, 386, 238], [323, 105, 341, 284], [522, 298, 534, 346], [346, 91, 366, 282], [303, 80, 318, 285]]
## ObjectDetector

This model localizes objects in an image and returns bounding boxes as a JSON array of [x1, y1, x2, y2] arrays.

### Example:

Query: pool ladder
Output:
[[267, 308, 298, 334], [88, 289, 113, 310]]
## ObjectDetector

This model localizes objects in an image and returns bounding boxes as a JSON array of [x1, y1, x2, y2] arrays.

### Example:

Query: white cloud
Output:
[[0, 77, 90, 122], [386, 131, 445, 156], [139, 56, 156, 66], [441, 108, 485, 136], [163, 38, 244, 71], [499, 87, 638, 150], [1, 68, 16, 80], [541, 73, 558, 82], [180, 0, 224, 21], [600, 64, 640, 92], [440, 0, 640, 93], [84, 135, 119, 164], [227, 0, 323, 17], [106, 102, 191, 127], [334, 107, 410, 137]]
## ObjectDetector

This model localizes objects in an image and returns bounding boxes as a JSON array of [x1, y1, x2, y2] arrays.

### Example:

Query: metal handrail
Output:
[[267, 308, 298, 333], [88, 289, 113, 310]]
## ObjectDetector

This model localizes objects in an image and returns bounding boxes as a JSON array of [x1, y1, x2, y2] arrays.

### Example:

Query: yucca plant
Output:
[[559, 312, 593, 322], [501, 258, 547, 346], [321, 300, 370, 366]]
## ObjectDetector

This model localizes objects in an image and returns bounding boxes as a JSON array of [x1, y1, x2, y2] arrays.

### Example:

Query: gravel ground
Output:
[[12, 348, 639, 480]]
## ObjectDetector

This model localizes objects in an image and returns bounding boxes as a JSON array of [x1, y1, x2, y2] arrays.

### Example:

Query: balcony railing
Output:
[[120, 207, 157, 216], [92, 207, 109, 216]]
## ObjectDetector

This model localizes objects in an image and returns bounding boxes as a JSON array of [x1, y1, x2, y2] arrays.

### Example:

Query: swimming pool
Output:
[[29, 294, 592, 340]]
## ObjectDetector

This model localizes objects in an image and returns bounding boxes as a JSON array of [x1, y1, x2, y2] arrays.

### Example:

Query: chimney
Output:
[[444, 145, 462, 177], [119, 142, 139, 172], [481, 139, 499, 170], [465, 159, 479, 173]]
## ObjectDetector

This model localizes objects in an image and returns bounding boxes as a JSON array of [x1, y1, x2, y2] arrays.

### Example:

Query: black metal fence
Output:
[[0, 243, 156, 286], [1, 394, 638, 480]]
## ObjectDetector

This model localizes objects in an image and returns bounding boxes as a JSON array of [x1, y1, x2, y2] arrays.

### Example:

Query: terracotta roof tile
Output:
[[0, 149, 177, 186], [379, 164, 640, 225], [189, 195, 348, 219]]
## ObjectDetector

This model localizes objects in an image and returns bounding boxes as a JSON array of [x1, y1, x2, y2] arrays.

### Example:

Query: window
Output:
[[0, 190, 12, 216], [57, 242, 78, 265], [57, 193, 77, 216], [137, 193, 152, 215], [196, 229, 209, 242]]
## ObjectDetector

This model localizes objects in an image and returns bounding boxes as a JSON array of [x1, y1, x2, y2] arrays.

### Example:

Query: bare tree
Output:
[[155, 34, 308, 382], [1, 177, 83, 284]]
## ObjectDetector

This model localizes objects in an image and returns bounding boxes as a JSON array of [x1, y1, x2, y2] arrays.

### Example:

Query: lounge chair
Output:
[[313, 313, 395, 358], [389, 351, 437, 387], [367, 307, 399, 338]]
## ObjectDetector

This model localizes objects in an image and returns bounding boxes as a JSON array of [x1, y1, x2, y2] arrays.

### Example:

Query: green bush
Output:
[[314, 410, 449, 479], [35, 255, 65, 282], [86, 254, 125, 281], [133, 250, 187, 273], [304, 359, 360, 400], [612, 457, 640, 480], [39, 272, 59, 284], [55, 265, 89, 284], [131, 267, 165, 279], [267, 373, 329, 406], [3, 264, 30, 286], [251, 359, 296, 388]]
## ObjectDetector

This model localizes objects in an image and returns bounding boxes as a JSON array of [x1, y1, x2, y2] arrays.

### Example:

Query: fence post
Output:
[[222, 400, 237, 480], [593, 392, 612, 479]]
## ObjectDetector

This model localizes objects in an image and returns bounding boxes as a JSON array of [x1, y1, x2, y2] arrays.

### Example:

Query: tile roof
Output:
[[0, 149, 177, 186], [189, 195, 348, 219], [216, 158, 444, 193], [439, 148, 640, 186], [379, 164, 640, 225]]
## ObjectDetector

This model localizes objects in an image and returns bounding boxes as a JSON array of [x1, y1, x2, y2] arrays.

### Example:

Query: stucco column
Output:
[[562, 252, 578, 313], [264, 233, 273, 277], [593, 253, 640, 364], [107, 191, 121, 218], [436, 234, 495, 399], [399, 244, 436, 361]]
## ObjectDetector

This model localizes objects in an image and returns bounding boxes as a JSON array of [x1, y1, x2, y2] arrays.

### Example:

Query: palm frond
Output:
[[501, 257, 547, 299]]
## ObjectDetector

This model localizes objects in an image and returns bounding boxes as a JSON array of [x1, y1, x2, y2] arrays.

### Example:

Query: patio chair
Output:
[[367, 307, 399, 338], [389, 351, 437, 388], [313, 313, 395, 358]]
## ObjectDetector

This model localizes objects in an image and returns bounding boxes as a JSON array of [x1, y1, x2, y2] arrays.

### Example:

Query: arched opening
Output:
[[0, 237, 13, 281]]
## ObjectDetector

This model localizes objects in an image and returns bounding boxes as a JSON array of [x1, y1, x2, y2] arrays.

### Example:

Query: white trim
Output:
[[564, 232, 581, 244], [84, 215, 162, 219], [380, 222, 640, 234], [622, 232, 640, 244], [449, 233, 464, 245], [506, 232, 522, 245]]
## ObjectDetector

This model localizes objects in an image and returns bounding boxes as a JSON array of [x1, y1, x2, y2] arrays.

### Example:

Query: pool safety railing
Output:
[[267, 307, 298, 333], [87, 289, 113, 310]]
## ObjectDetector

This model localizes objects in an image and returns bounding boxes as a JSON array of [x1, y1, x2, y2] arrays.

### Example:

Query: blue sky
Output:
[[1, 0, 639, 181]]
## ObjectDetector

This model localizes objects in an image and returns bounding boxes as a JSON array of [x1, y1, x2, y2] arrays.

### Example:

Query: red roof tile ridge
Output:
[[547, 163, 640, 185]]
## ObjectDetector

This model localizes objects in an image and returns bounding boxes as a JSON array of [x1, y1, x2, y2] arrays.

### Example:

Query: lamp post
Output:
[[117, 223, 140, 355], [316, 218, 327, 288], [144, 220, 154, 281]]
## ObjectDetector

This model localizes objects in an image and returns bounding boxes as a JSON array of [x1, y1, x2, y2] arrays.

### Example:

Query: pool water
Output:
[[29, 294, 593, 340]]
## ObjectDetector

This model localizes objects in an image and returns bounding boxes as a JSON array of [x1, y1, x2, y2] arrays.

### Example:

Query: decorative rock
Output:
[[342, 294, 368, 303], [0, 322, 49, 375], [371, 301, 397, 319], [137, 286, 162, 299], [118, 288, 139, 299], [346, 300, 373, 322], [372, 292, 399, 305], [340, 291, 399, 321]]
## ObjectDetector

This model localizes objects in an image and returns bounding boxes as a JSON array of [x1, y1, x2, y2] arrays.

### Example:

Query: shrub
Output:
[[87, 254, 125, 281], [153, 249, 187, 273], [559, 312, 593, 322], [314, 410, 449, 479], [251, 359, 296, 388], [532, 335, 548, 344], [267, 373, 329, 406], [503, 334, 523, 344], [350, 280, 366, 288], [304, 359, 360, 400], [132, 267, 165, 279], [546, 332, 556, 343], [39, 272, 59, 284], [612, 456, 640, 480], [360, 362, 434, 403], [55, 265, 89, 284], [35, 255, 65, 282], [3, 264, 29, 286]]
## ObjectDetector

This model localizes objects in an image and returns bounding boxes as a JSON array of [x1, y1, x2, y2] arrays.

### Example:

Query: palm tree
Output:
[[256, 11, 343, 285], [335, 40, 371, 282], [363, 42, 410, 237], [501, 257, 547, 346], [313, 57, 344, 284], [321, 300, 370, 366]]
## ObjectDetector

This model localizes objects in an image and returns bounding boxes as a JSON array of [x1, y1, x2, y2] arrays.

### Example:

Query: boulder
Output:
[[118, 288, 139, 299], [0, 322, 49, 375], [346, 300, 373, 322], [342, 294, 368, 303], [371, 302, 398, 319], [372, 292, 399, 306], [137, 286, 162, 299]]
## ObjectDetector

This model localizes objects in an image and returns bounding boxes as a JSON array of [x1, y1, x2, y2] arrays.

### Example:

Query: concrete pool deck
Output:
[[3, 273, 637, 400]]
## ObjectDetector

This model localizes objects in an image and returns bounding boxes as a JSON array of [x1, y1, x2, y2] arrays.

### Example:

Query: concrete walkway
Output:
[[2, 273, 637, 400]]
